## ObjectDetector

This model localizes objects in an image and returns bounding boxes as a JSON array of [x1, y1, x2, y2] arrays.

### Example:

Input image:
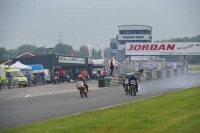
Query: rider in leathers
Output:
[[77, 74, 89, 92], [123, 75, 129, 90], [128, 73, 138, 92]]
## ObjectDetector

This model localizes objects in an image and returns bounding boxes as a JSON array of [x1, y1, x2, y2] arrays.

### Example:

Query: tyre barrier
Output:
[[174, 69, 178, 76], [166, 69, 170, 77]]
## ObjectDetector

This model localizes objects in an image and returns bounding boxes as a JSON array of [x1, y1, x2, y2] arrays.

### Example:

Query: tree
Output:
[[8, 49, 18, 58], [104, 47, 110, 58], [92, 48, 98, 58], [15, 44, 37, 57], [35, 47, 45, 54], [0, 47, 8, 59], [79, 45, 89, 57], [53, 43, 73, 55]]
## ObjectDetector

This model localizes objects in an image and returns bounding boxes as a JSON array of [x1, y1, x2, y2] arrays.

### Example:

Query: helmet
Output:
[[130, 73, 134, 78], [130, 72, 134, 76], [78, 74, 82, 78]]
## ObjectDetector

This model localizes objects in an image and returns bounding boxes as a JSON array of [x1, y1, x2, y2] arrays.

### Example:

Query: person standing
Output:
[[25, 71, 31, 86], [110, 59, 114, 76], [59, 69, 64, 82]]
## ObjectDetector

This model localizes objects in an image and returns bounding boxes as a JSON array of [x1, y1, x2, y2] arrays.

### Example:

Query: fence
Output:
[[104, 67, 188, 87], [115, 59, 187, 74], [31, 76, 46, 85]]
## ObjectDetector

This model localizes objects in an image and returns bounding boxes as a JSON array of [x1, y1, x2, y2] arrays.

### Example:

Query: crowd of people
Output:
[[30, 71, 46, 85], [51, 67, 91, 83], [51, 66, 111, 83]]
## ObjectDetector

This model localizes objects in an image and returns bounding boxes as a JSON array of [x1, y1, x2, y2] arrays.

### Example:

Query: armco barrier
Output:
[[103, 67, 188, 88]]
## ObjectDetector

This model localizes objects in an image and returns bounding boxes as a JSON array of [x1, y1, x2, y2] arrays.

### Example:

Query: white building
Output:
[[110, 25, 152, 57]]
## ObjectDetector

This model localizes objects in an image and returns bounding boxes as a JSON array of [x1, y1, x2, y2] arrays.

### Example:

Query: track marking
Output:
[[24, 87, 104, 98]]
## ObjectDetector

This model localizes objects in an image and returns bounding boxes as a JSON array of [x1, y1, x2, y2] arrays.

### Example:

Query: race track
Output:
[[0, 73, 199, 129]]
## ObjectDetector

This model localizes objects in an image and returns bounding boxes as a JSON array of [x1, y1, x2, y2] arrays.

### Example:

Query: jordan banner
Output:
[[88, 44, 92, 57]]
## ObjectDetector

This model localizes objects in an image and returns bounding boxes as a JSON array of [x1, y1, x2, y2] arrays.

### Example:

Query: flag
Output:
[[88, 44, 92, 57], [70, 51, 74, 56], [101, 45, 104, 58]]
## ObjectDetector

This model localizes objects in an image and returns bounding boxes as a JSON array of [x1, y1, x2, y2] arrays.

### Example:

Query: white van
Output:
[[44, 69, 51, 83]]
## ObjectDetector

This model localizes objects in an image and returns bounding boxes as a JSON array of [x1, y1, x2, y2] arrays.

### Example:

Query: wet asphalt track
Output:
[[0, 73, 199, 129]]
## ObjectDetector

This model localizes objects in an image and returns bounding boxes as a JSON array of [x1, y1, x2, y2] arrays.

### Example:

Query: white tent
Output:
[[11, 61, 32, 70]]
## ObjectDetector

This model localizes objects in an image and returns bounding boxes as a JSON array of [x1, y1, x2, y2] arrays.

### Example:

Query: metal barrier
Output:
[[31, 76, 46, 86], [1, 78, 19, 89], [118, 59, 187, 74]]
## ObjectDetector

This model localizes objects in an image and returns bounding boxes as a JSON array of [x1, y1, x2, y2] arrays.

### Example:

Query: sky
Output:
[[0, 0, 200, 50]]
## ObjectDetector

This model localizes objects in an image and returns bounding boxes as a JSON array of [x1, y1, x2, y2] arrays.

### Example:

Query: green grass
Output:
[[190, 64, 200, 71], [1, 86, 200, 133]]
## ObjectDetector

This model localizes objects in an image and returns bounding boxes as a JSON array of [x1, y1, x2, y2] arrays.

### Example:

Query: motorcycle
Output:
[[77, 81, 88, 97], [54, 74, 59, 84], [124, 79, 129, 95], [129, 80, 137, 96]]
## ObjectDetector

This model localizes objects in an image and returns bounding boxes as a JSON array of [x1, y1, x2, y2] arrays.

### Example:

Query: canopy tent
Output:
[[11, 61, 32, 70]]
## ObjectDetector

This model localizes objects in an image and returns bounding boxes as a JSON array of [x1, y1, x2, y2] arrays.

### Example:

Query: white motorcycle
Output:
[[77, 81, 88, 97]]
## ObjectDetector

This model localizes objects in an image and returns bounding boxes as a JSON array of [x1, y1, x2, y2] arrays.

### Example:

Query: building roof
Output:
[[118, 25, 152, 28], [16, 52, 42, 58]]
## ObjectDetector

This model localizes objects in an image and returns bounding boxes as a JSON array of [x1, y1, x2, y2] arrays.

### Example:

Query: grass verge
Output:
[[190, 64, 200, 71], [1, 86, 200, 133]]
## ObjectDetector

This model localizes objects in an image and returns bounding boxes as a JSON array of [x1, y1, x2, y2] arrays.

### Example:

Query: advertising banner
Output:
[[126, 42, 200, 55], [88, 44, 92, 57], [58, 56, 85, 64], [101, 45, 104, 58]]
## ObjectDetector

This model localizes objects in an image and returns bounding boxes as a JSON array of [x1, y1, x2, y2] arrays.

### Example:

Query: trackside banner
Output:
[[126, 42, 200, 55]]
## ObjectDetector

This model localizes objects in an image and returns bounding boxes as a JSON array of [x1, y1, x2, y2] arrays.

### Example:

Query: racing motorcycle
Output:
[[129, 80, 137, 96], [124, 79, 130, 95], [53, 73, 59, 84], [77, 81, 88, 97]]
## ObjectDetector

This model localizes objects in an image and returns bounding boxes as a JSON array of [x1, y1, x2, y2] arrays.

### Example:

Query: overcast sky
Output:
[[0, 0, 200, 50]]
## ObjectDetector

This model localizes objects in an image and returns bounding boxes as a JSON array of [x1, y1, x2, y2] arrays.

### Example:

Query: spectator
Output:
[[59, 69, 64, 82], [102, 68, 107, 77], [110, 59, 114, 76], [37, 71, 41, 85], [40, 72, 45, 84], [25, 71, 31, 85], [82, 69, 87, 79]]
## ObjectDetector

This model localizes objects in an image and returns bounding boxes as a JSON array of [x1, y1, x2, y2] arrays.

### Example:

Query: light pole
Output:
[[43, 45, 46, 54]]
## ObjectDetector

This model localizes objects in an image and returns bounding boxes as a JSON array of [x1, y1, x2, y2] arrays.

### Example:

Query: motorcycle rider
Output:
[[123, 75, 129, 90], [128, 73, 138, 92], [77, 74, 89, 92]]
